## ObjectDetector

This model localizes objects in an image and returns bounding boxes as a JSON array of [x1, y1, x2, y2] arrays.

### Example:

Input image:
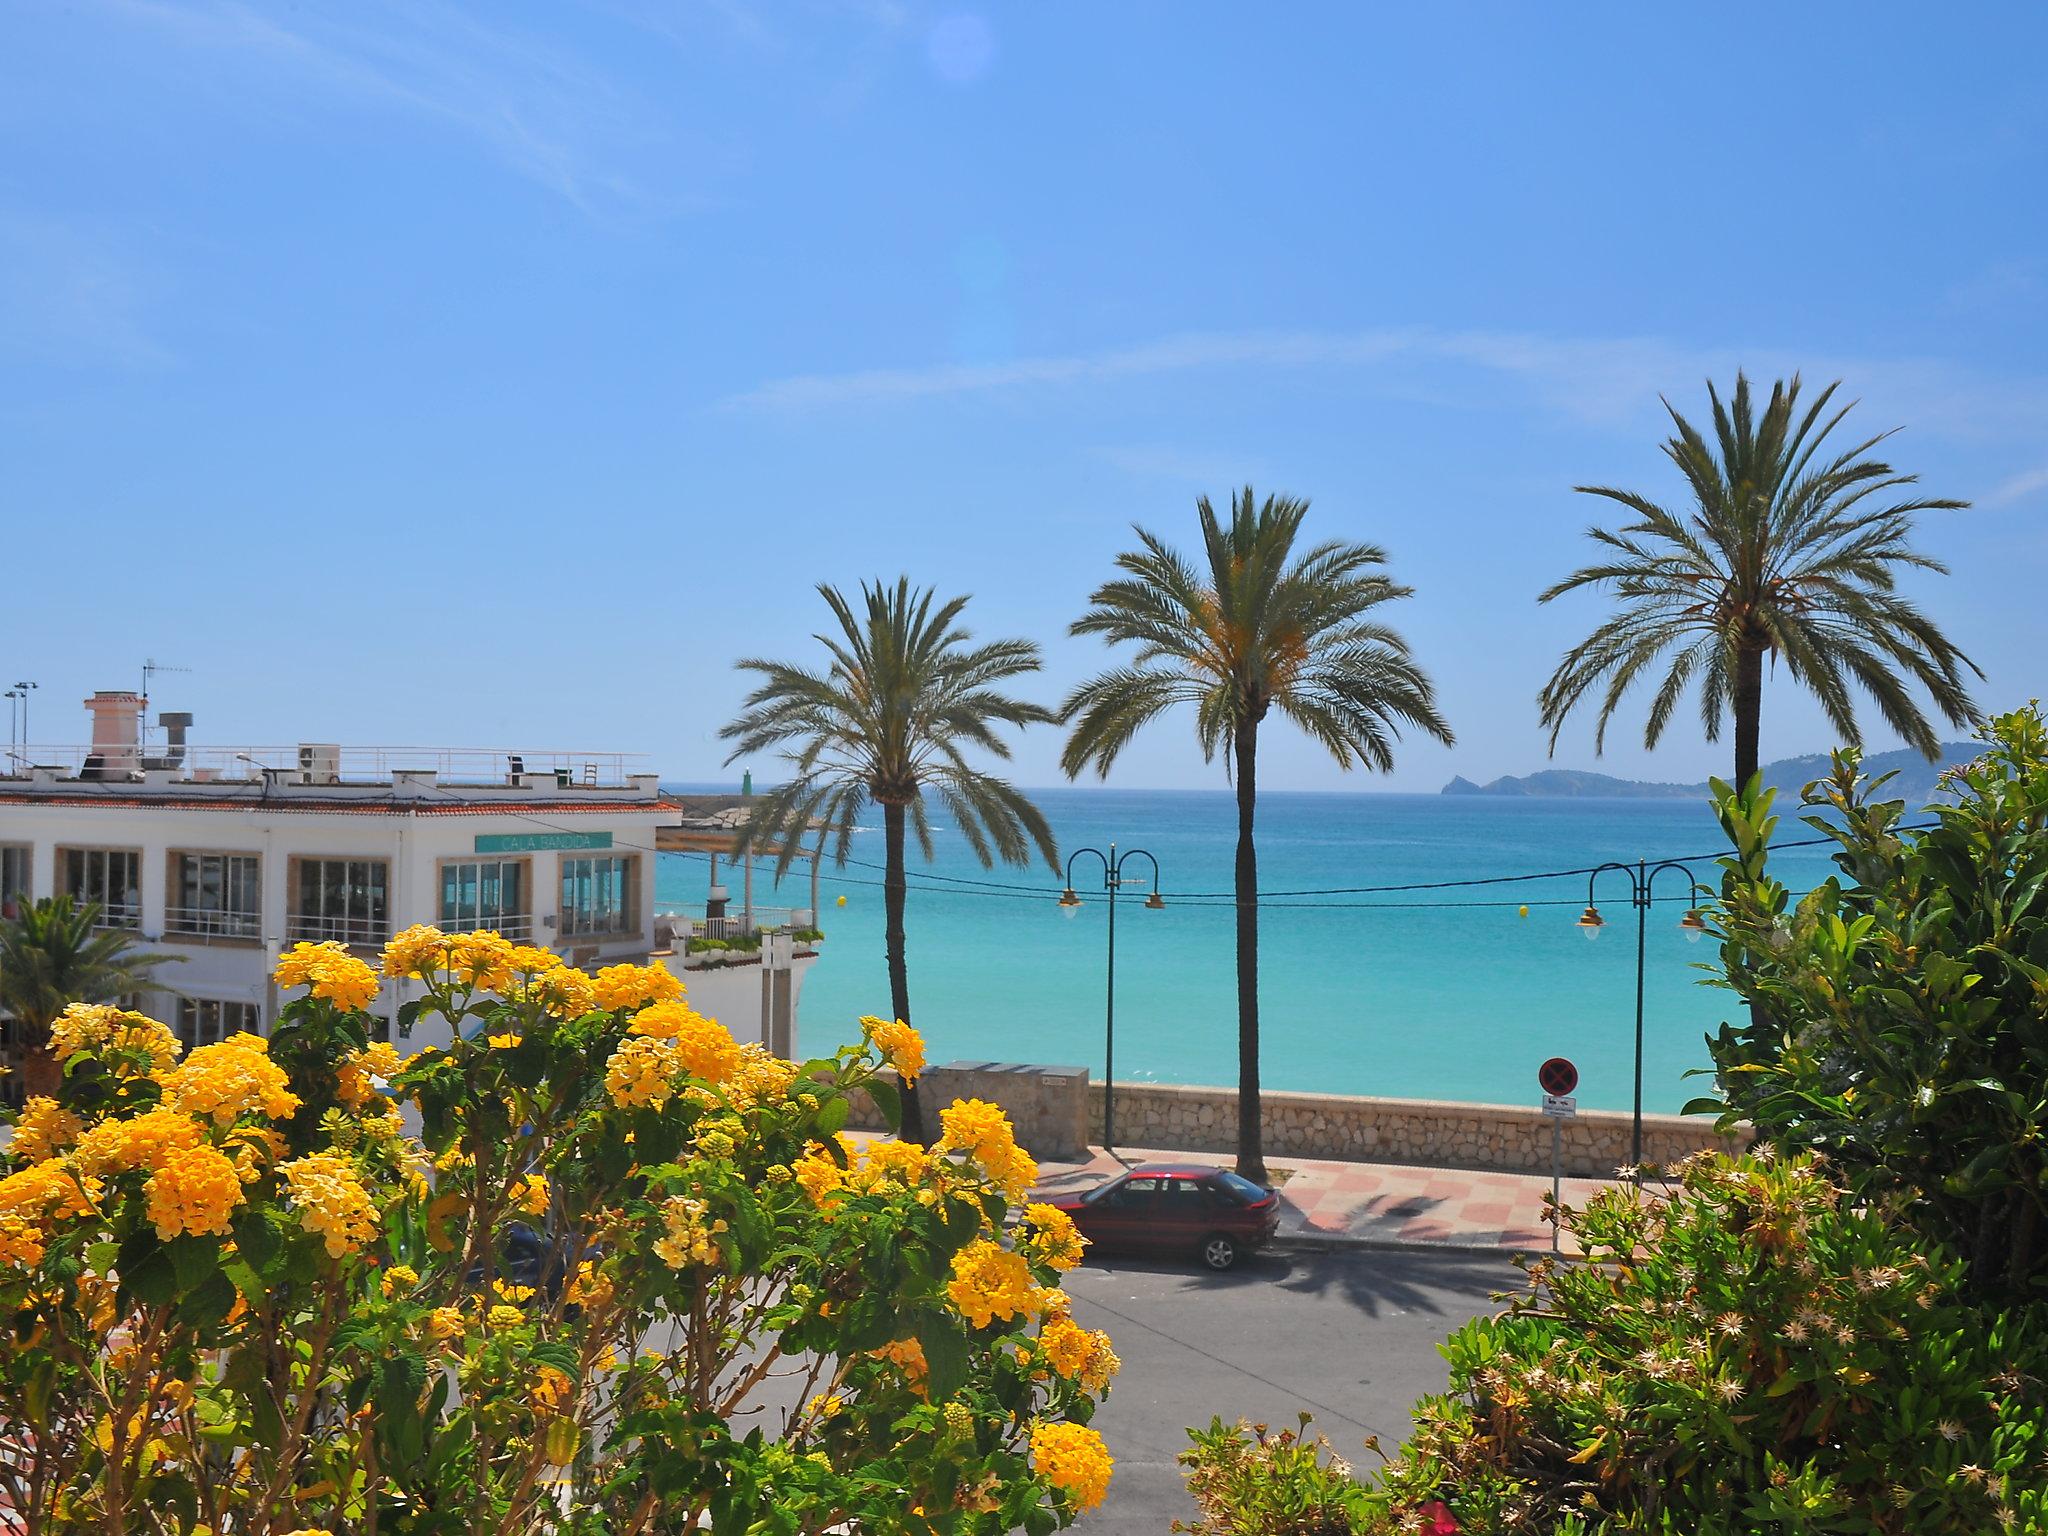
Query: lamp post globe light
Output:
[[1057, 842, 1164, 1149], [1577, 859, 1713, 1169]]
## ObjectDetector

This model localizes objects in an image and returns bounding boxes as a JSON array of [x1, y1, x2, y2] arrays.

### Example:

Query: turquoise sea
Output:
[[654, 788, 1851, 1115]]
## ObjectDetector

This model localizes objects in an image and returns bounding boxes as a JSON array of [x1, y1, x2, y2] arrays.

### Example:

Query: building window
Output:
[[59, 847, 142, 929], [169, 853, 262, 940], [290, 858, 390, 945], [560, 855, 637, 938], [439, 859, 530, 939], [0, 845, 27, 920], [175, 997, 261, 1050]]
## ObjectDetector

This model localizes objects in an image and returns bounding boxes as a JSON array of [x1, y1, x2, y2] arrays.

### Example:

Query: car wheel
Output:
[[1200, 1233, 1240, 1272]]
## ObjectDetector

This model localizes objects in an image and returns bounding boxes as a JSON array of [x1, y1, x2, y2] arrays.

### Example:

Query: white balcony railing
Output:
[[436, 914, 536, 942], [86, 901, 141, 931], [165, 905, 262, 941], [287, 913, 391, 947]]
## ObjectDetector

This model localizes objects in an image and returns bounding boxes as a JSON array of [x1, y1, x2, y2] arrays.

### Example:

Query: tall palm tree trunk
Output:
[[881, 800, 929, 1146], [1232, 722, 1267, 1185], [1733, 642, 1765, 789]]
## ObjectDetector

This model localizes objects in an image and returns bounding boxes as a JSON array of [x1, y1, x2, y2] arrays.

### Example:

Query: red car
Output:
[[1050, 1163, 1281, 1272]]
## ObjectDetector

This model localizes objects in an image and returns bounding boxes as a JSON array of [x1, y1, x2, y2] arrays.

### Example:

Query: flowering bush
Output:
[[1178, 1154, 2047, 1535], [1699, 704, 2048, 1302], [0, 929, 1115, 1533]]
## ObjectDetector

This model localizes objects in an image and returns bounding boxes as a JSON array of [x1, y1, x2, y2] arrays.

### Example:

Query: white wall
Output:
[[0, 798, 675, 1051]]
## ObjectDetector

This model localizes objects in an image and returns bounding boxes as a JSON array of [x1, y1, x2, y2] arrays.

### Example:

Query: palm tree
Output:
[[1061, 489, 1453, 1184], [1538, 372, 1980, 789], [721, 578, 1059, 1145], [0, 895, 178, 1097]]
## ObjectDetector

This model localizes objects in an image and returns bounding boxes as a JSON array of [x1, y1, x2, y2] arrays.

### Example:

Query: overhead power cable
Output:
[[413, 776, 1898, 912]]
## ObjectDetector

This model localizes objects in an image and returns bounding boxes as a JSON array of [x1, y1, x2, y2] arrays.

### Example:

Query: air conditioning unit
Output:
[[297, 743, 342, 785]]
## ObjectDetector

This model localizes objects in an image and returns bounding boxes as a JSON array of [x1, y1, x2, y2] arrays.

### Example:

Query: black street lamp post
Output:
[[1576, 859, 1713, 1168], [1059, 842, 1164, 1149]]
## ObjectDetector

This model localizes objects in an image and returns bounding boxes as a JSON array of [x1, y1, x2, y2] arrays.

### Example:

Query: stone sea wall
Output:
[[847, 1061, 1093, 1160], [846, 1063, 1747, 1178], [1092, 1081, 1746, 1179]]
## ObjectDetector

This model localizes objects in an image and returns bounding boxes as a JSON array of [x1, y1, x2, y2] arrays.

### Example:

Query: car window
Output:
[[1214, 1171, 1268, 1203], [1106, 1176, 1162, 1208]]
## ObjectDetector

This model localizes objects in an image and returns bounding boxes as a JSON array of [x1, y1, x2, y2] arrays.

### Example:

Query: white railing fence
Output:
[[5, 743, 645, 787], [164, 906, 262, 941]]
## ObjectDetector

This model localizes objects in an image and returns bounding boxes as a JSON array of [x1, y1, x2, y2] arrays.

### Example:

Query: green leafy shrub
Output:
[[1699, 704, 2048, 1301], [1176, 1415, 1373, 1535], [1179, 1154, 2048, 1535]]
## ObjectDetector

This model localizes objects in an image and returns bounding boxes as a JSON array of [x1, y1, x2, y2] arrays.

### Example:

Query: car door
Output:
[[1149, 1176, 1212, 1255], [1082, 1176, 1161, 1253]]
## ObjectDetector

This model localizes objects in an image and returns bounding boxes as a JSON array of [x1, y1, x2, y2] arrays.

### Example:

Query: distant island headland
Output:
[[1442, 742, 1984, 801]]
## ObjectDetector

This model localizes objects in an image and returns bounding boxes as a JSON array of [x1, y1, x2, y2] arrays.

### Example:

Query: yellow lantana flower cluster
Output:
[[0, 1158, 99, 1267], [274, 942, 381, 1012], [1018, 1202, 1087, 1272], [946, 1239, 1047, 1330], [9, 1096, 81, 1163], [1028, 1420, 1114, 1511], [161, 1034, 302, 1127], [381, 924, 452, 978], [0, 1160, 99, 1225], [604, 1035, 683, 1110], [652, 1194, 727, 1269], [336, 1040, 405, 1111], [935, 1099, 1038, 1201], [862, 1016, 926, 1085], [1035, 1314, 1119, 1392], [279, 1151, 378, 1257], [0, 1211, 46, 1269], [591, 962, 685, 1012], [627, 1002, 741, 1085], [381, 1262, 421, 1297], [730, 1045, 799, 1108], [448, 930, 517, 991], [144, 1143, 244, 1240], [791, 1143, 845, 1207], [48, 1003, 181, 1074], [73, 1107, 205, 1176], [515, 961, 597, 1017], [512, 1172, 550, 1217], [846, 1136, 930, 1192], [872, 1335, 930, 1395]]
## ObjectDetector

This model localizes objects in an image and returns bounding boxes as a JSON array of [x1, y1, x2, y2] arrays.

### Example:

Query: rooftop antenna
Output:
[[140, 659, 191, 750], [141, 656, 191, 700]]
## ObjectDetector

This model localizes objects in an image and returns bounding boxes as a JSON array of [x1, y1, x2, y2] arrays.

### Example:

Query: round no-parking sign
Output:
[[1538, 1056, 1579, 1097]]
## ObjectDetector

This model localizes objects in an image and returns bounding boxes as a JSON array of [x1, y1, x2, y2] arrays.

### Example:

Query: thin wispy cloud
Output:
[[725, 324, 2048, 443], [1985, 466, 2048, 506], [98, 0, 656, 210]]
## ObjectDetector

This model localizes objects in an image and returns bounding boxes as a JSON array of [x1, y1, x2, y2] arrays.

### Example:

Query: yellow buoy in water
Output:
[[1518, 904, 1529, 918], [836, 894, 848, 907]]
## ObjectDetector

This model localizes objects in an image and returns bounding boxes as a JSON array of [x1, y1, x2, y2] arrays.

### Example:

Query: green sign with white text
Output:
[[473, 831, 615, 854]]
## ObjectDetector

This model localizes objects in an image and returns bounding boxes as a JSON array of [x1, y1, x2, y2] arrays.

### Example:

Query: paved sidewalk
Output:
[[1026, 1142, 1616, 1254]]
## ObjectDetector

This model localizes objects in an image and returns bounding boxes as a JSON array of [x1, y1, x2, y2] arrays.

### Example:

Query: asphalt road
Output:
[[1061, 1243, 1518, 1533]]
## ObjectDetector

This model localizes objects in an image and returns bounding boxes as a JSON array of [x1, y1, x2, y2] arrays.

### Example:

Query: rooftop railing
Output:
[[3, 744, 647, 788]]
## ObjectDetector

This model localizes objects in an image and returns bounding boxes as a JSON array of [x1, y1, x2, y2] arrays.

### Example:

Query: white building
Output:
[[0, 692, 818, 1080]]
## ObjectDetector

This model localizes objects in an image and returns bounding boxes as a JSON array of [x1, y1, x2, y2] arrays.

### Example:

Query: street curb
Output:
[[1271, 1230, 1555, 1258]]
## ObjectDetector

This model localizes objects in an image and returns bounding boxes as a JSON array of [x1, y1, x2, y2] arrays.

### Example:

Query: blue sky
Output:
[[4, 2, 2044, 792]]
